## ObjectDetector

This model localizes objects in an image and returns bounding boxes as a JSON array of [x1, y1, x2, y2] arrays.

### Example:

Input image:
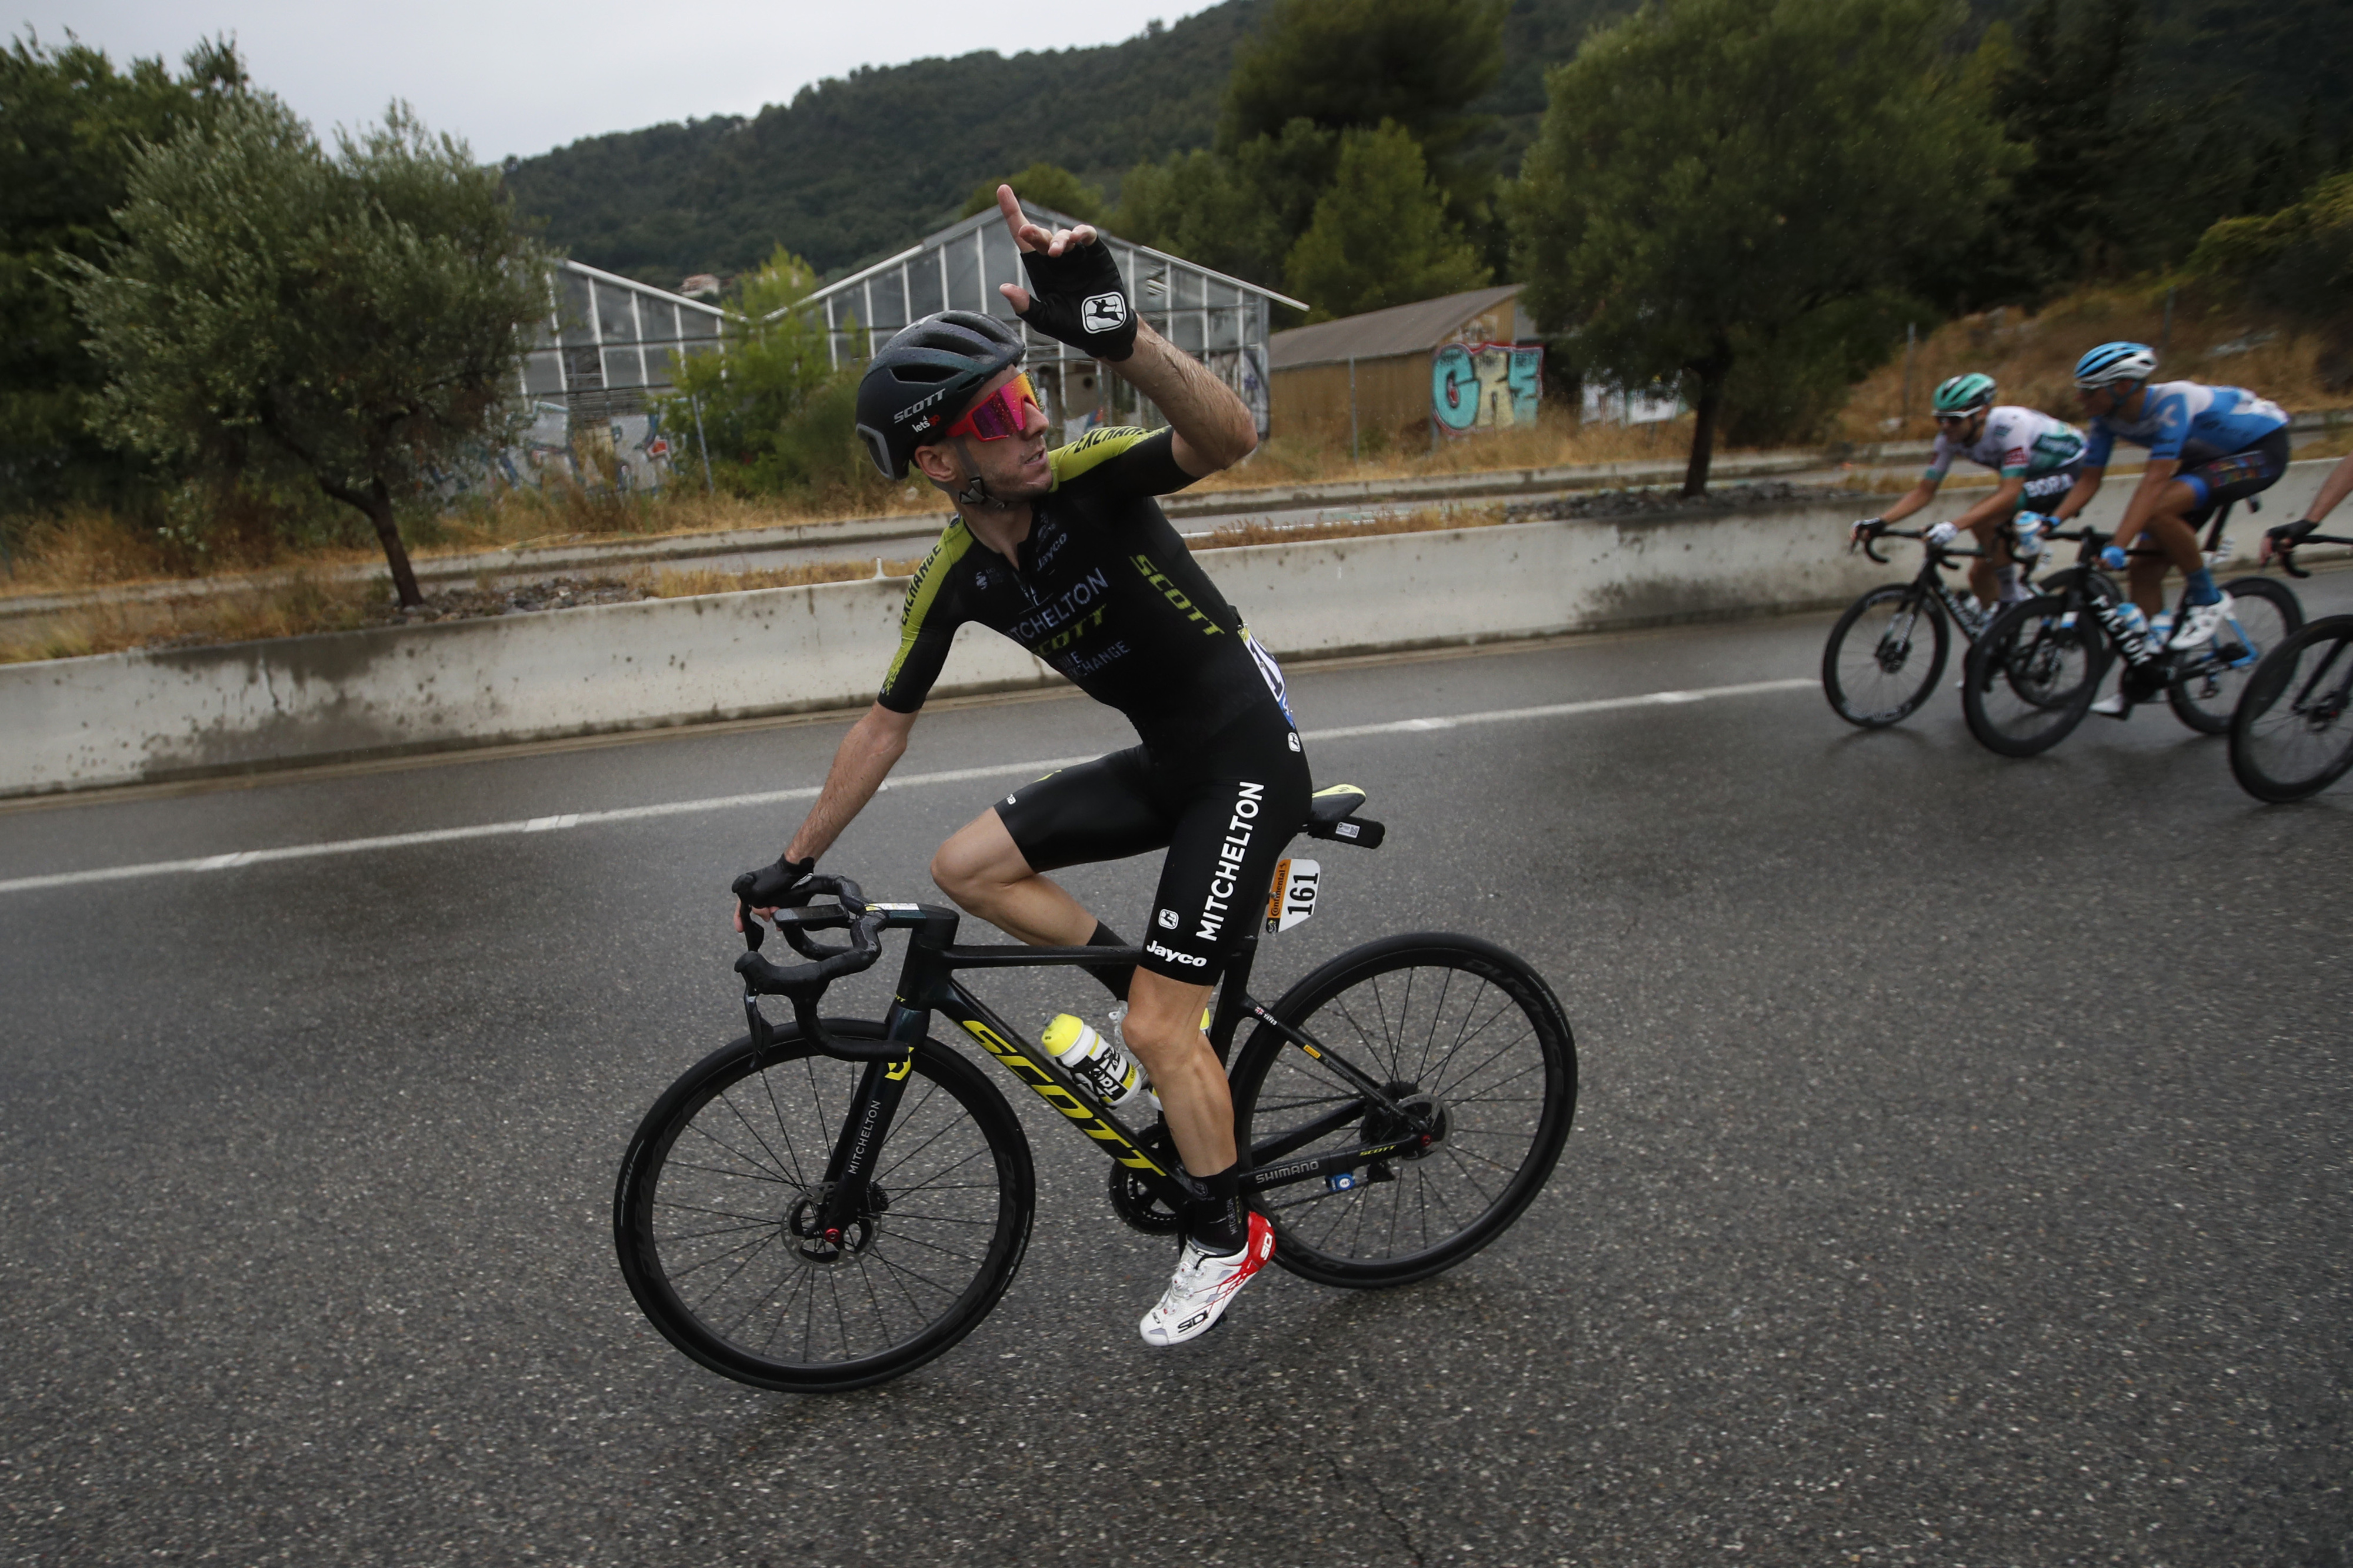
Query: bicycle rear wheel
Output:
[[2229, 615, 2353, 803], [615, 1022, 1033, 1393], [1962, 593, 2109, 757], [1229, 935, 1575, 1290], [1823, 583, 1948, 727], [2167, 576, 2302, 734]]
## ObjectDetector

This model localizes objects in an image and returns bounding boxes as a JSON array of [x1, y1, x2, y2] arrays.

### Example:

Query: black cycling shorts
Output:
[[995, 700, 1312, 984], [2017, 467, 2078, 508], [2179, 428, 2290, 524]]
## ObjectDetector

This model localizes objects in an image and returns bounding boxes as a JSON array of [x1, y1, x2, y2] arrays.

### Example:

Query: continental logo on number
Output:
[[958, 1019, 1166, 1173]]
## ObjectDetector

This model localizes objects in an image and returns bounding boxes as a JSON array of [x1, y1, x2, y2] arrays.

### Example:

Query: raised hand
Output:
[[994, 184, 1136, 362]]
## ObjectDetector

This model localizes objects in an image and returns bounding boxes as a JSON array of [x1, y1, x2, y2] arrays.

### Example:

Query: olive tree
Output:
[[1512, 0, 2014, 493], [66, 93, 550, 603]]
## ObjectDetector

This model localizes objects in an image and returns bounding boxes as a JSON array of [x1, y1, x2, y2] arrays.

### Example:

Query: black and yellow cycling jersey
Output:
[[877, 426, 1293, 754]]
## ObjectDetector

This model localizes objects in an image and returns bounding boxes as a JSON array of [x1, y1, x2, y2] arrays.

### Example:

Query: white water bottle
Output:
[[2112, 602, 2149, 655], [1042, 1014, 1156, 1112], [2012, 512, 2046, 561]]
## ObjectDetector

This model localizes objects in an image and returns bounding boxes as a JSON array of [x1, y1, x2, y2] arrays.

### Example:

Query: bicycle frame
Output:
[[2032, 504, 2257, 690], [1858, 529, 1994, 639], [774, 902, 1442, 1252]]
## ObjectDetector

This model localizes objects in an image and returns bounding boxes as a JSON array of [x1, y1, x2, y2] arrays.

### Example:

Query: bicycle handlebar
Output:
[[2268, 526, 2350, 581], [1852, 524, 1986, 566], [729, 873, 901, 1062]]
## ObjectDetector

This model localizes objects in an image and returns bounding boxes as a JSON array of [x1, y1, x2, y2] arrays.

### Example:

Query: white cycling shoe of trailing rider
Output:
[[2091, 690, 2131, 717], [1139, 1211, 1275, 1347], [2169, 597, 2234, 650]]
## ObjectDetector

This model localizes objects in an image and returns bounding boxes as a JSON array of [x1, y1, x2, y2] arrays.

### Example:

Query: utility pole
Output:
[[689, 393, 715, 496]]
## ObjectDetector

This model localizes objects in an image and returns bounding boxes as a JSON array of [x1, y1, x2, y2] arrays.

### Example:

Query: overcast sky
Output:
[[31, 1, 1214, 162]]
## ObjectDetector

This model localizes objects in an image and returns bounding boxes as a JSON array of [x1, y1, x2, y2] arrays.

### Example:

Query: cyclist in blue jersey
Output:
[[1852, 372, 2085, 620], [732, 188, 1293, 1346], [2048, 341, 2291, 655]]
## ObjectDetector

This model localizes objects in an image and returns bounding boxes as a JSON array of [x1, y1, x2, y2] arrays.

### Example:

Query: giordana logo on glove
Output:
[[1082, 292, 1128, 335], [1017, 239, 1139, 362]]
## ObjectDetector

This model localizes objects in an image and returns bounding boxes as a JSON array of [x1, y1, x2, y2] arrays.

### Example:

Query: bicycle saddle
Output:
[[1303, 783, 1384, 847], [1307, 783, 1368, 825]]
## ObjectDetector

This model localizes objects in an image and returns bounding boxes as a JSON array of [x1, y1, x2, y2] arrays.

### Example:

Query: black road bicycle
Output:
[[2229, 527, 2353, 802], [1961, 503, 2302, 758], [613, 786, 1578, 1393], [1824, 522, 2109, 727]]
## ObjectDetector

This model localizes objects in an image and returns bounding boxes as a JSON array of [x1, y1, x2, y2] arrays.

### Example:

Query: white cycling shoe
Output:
[[2169, 598, 2234, 650], [1139, 1211, 1275, 1347]]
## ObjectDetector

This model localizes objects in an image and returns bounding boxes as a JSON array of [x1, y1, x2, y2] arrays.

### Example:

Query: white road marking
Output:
[[0, 676, 1814, 895]]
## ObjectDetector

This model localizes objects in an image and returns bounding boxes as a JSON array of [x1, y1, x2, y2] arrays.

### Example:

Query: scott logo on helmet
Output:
[[1082, 293, 1128, 334]]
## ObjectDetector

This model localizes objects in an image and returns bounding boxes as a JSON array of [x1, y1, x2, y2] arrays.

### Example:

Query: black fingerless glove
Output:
[[2268, 518, 2319, 548], [1015, 239, 1138, 362], [738, 854, 816, 909]]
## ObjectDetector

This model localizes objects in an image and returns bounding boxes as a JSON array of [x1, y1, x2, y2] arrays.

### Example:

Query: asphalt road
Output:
[[4, 573, 2350, 1567]]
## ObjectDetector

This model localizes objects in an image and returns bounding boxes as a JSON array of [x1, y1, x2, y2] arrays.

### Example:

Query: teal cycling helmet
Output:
[[2073, 341, 2157, 389], [1931, 372, 1997, 417]]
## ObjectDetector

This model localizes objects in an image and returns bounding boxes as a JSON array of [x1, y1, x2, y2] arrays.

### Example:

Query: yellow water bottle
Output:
[[1042, 1013, 1156, 1112]]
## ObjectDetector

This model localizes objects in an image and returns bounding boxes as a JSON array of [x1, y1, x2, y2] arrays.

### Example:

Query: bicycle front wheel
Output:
[[1823, 583, 1948, 727], [2167, 576, 2302, 734], [615, 1021, 1034, 1393], [1962, 593, 2108, 757], [2229, 614, 2353, 803], [1230, 935, 1575, 1290]]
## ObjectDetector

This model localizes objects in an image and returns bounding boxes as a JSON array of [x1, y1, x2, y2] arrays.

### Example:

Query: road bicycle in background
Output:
[[2229, 526, 2353, 802], [1961, 502, 2301, 757], [613, 785, 1578, 1393], [1824, 521, 2111, 727]]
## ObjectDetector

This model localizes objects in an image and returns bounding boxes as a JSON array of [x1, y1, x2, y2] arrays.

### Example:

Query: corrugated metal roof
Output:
[[796, 202, 1307, 316], [1268, 285, 1526, 370]]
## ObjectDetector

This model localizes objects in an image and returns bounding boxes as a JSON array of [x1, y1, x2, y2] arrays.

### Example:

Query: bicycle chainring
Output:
[[1106, 1126, 1185, 1235]]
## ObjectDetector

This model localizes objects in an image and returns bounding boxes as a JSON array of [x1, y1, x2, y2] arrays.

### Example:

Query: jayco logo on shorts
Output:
[[1082, 292, 1128, 333], [1156, 909, 1178, 929], [1145, 939, 1207, 969]]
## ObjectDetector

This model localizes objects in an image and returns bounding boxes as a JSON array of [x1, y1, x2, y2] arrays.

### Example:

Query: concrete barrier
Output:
[[2, 459, 2341, 798]]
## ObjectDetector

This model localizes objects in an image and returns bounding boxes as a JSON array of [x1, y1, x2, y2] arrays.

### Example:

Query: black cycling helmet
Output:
[[855, 310, 1025, 480]]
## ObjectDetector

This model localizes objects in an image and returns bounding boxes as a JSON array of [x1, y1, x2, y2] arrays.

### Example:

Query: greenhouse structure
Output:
[[507, 258, 728, 492], [795, 202, 1305, 440]]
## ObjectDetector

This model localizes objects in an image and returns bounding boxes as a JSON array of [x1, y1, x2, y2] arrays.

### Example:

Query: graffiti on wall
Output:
[[1432, 342, 1543, 433]]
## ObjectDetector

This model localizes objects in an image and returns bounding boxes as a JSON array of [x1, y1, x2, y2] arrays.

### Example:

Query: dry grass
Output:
[[1834, 285, 2345, 446], [1192, 405, 1704, 493], [1192, 505, 1504, 549], [645, 559, 926, 598], [0, 569, 389, 663]]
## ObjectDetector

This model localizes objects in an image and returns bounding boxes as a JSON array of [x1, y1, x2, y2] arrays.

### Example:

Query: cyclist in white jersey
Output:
[[2048, 341, 2291, 653], [1852, 373, 2085, 618]]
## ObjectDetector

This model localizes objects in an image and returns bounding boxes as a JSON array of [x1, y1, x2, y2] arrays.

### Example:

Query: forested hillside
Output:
[[504, 0, 2348, 291], [499, 6, 1263, 283]]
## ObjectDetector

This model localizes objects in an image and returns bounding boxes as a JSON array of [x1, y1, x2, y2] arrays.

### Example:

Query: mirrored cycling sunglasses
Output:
[[946, 373, 1040, 442]]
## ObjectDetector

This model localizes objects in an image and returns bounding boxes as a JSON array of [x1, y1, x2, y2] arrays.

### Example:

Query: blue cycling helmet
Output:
[[2073, 341, 2157, 389]]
